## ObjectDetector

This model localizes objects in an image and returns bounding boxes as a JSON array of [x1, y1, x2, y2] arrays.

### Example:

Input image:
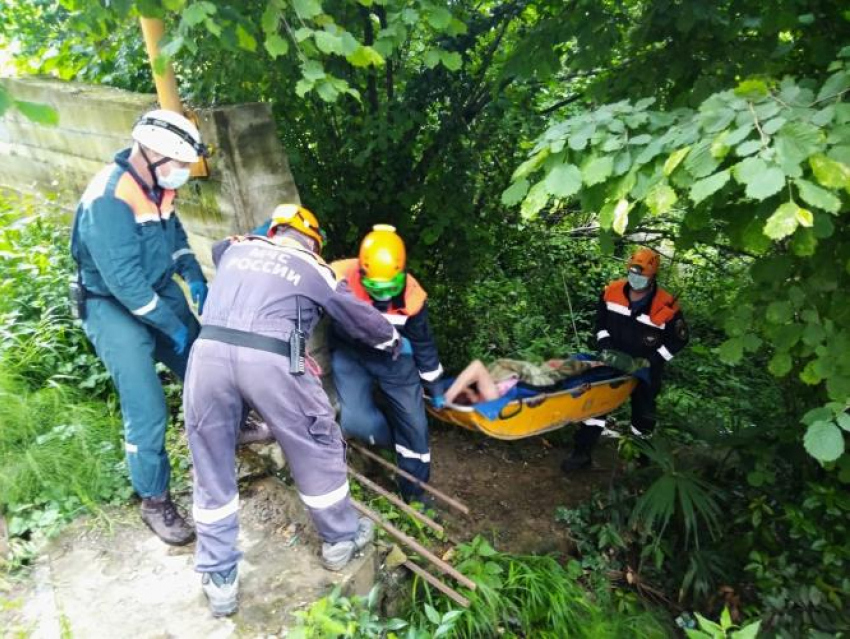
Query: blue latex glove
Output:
[[424, 378, 446, 408], [251, 219, 271, 236], [189, 280, 208, 315], [170, 324, 190, 356], [400, 337, 413, 356]]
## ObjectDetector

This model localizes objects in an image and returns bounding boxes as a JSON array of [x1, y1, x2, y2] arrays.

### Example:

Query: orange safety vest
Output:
[[603, 279, 680, 329], [331, 258, 427, 317]]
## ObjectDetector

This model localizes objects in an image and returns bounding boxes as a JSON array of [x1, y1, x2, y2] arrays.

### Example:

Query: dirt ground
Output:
[[382, 421, 621, 557], [0, 421, 621, 638]]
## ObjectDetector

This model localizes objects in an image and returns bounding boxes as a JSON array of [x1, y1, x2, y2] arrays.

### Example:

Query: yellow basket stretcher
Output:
[[426, 375, 637, 441]]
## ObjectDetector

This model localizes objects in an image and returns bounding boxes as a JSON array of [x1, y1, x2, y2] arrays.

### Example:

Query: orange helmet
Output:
[[627, 248, 660, 278], [267, 204, 324, 251]]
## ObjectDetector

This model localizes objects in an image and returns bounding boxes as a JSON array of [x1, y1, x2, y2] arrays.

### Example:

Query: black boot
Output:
[[561, 449, 592, 473], [140, 492, 195, 546], [563, 421, 603, 473]]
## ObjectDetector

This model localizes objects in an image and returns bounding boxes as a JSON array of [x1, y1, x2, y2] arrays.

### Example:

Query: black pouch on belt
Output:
[[69, 277, 87, 321]]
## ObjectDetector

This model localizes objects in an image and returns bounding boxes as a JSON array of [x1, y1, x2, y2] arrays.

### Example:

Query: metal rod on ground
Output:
[[351, 499, 477, 591], [349, 442, 470, 515], [347, 467, 445, 535], [403, 559, 470, 608]]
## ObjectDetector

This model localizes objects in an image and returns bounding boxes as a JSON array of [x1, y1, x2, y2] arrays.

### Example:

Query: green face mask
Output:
[[362, 272, 406, 300]]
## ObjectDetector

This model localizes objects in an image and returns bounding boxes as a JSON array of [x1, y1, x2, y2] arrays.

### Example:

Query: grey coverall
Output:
[[184, 236, 399, 574]]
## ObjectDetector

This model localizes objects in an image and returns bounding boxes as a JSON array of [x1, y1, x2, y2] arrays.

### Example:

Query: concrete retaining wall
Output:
[[0, 78, 339, 391], [0, 77, 300, 274]]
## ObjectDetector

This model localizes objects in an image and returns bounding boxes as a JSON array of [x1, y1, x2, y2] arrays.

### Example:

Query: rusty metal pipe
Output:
[[403, 560, 470, 608], [351, 500, 476, 591], [349, 443, 469, 515], [347, 467, 444, 535]]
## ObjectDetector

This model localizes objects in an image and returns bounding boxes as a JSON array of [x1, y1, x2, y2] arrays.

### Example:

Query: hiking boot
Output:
[[321, 517, 375, 571], [140, 492, 195, 546], [561, 450, 592, 473], [238, 418, 274, 445], [201, 565, 239, 617]]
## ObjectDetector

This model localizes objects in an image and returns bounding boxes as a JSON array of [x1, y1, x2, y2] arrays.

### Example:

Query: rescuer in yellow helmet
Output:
[[330, 224, 445, 505]]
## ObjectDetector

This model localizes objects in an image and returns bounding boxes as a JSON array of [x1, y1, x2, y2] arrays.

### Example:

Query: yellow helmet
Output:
[[359, 225, 406, 299], [267, 204, 324, 251]]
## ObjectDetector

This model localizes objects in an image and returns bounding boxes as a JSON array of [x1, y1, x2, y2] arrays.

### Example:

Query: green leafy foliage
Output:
[[0, 192, 112, 396], [507, 60, 850, 464], [685, 608, 761, 639], [3, 1, 850, 634], [0, 84, 59, 125], [288, 585, 421, 638]]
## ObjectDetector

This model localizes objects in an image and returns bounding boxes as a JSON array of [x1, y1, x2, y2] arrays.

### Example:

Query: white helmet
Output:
[[131, 109, 208, 163]]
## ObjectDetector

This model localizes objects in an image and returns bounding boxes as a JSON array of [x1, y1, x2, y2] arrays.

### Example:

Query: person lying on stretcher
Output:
[[443, 357, 603, 405]]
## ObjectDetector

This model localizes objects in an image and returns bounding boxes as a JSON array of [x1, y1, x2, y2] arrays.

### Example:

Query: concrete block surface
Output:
[[5, 477, 377, 638]]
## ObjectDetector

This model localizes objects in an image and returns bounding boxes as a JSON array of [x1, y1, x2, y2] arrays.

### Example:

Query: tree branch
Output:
[[376, 6, 394, 102], [360, 6, 379, 113]]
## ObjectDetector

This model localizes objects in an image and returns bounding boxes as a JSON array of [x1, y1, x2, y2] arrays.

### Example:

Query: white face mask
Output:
[[628, 271, 651, 291], [156, 165, 190, 190]]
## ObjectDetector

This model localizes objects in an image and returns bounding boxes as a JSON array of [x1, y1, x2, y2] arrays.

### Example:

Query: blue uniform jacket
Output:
[[71, 149, 206, 336]]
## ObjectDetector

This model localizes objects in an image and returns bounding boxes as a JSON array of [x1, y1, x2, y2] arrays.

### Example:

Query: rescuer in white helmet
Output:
[[70, 109, 209, 545]]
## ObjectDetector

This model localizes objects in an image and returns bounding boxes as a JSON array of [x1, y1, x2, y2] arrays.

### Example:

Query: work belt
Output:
[[199, 325, 291, 357], [201, 324, 306, 375]]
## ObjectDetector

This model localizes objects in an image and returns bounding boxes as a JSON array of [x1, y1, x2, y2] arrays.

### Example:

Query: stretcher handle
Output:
[[498, 399, 523, 420]]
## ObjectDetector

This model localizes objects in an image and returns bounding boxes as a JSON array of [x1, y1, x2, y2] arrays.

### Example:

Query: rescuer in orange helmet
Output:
[[563, 247, 689, 472]]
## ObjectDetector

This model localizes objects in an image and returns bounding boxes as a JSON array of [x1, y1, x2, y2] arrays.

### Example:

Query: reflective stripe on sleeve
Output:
[[420, 364, 444, 383], [299, 481, 350, 510], [636, 314, 666, 329], [131, 294, 159, 317], [383, 313, 409, 326], [124, 442, 138, 453], [657, 345, 674, 361], [596, 330, 611, 340], [172, 248, 194, 260], [375, 327, 400, 351], [193, 495, 240, 525], [395, 444, 431, 463], [606, 301, 631, 316]]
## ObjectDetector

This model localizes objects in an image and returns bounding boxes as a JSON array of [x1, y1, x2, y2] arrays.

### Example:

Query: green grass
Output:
[[0, 371, 129, 553], [409, 536, 672, 638]]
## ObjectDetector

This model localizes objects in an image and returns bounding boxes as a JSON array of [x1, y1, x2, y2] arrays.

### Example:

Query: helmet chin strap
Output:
[[138, 145, 170, 187]]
